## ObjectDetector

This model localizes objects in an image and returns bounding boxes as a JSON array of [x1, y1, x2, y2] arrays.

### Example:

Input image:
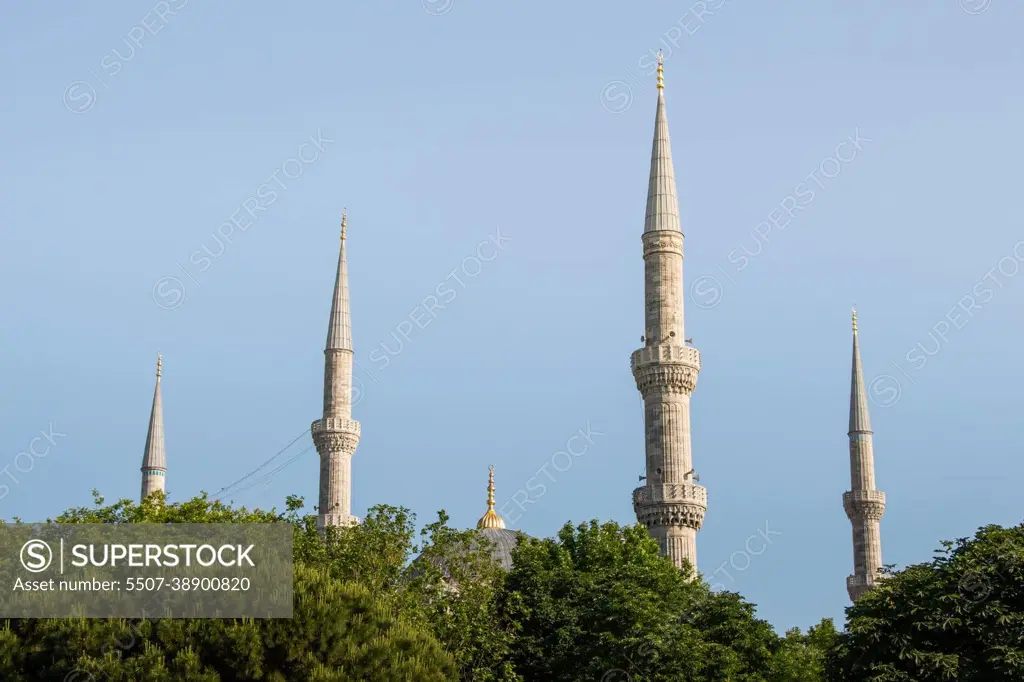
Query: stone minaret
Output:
[[631, 54, 707, 571], [140, 353, 167, 501], [843, 308, 886, 600], [312, 210, 362, 528]]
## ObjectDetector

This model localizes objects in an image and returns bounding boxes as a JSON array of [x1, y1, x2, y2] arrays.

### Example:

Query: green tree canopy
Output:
[[499, 520, 829, 682], [0, 492, 464, 680], [828, 523, 1024, 681], [0, 491, 841, 681]]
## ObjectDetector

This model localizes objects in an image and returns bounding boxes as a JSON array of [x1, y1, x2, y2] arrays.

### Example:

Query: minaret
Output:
[[140, 353, 167, 501], [477, 466, 506, 530], [631, 54, 707, 571], [312, 210, 362, 528], [843, 308, 886, 600]]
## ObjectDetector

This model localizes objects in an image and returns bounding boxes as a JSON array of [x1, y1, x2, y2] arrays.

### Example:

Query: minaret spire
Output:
[[644, 51, 681, 239], [631, 58, 707, 571], [313, 210, 362, 528], [843, 308, 886, 600], [326, 208, 352, 352], [140, 353, 167, 501], [477, 465, 506, 530]]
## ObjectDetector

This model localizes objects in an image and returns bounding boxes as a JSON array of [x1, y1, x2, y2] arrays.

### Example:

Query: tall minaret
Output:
[[631, 54, 707, 571], [140, 353, 167, 501], [312, 210, 362, 528], [843, 308, 886, 600]]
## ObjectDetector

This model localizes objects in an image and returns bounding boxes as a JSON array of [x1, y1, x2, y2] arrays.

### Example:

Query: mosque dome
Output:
[[474, 526, 522, 570], [412, 466, 528, 577], [471, 466, 525, 569]]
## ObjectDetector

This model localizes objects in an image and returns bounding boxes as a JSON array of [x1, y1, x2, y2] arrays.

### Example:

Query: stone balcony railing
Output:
[[633, 482, 707, 531], [631, 345, 701, 395], [633, 482, 708, 507], [312, 417, 361, 436], [631, 344, 701, 372], [311, 417, 361, 452], [843, 490, 886, 520]]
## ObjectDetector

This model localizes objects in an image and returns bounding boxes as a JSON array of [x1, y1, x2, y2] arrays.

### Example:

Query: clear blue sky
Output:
[[2, 1, 1021, 633]]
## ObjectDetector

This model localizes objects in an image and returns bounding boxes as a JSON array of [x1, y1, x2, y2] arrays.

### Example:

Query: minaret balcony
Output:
[[312, 417, 361, 435], [633, 482, 707, 531], [843, 490, 886, 520], [641, 230, 684, 258], [631, 345, 701, 395], [312, 418, 361, 453], [846, 572, 885, 600]]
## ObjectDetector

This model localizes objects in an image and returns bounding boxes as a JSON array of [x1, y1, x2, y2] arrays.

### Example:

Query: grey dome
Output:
[[411, 528, 528, 581], [475, 527, 523, 571]]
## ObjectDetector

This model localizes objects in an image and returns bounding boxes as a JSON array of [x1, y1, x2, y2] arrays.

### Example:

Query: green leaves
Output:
[[500, 520, 817, 682], [1, 495, 456, 680], [828, 523, 1024, 682]]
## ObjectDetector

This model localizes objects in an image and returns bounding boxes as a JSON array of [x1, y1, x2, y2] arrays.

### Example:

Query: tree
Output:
[[769, 619, 839, 682], [498, 520, 818, 682], [402, 510, 522, 682], [827, 523, 1024, 681], [1, 492, 457, 681], [2, 491, 841, 681]]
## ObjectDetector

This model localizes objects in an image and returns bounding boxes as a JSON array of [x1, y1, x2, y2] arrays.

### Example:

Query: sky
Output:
[[1, 1, 1022, 633]]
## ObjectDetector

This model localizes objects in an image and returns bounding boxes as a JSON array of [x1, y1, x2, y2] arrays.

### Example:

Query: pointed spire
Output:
[[326, 209, 352, 351], [849, 307, 872, 434], [141, 353, 167, 496], [476, 465, 506, 530], [644, 52, 681, 235]]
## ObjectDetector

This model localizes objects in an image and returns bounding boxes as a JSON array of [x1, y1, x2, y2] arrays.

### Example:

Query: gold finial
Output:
[[852, 307, 858, 333], [656, 50, 665, 90], [156, 352, 163, 378], [476, 465, 506, 530], [340, 208, 347, 241]]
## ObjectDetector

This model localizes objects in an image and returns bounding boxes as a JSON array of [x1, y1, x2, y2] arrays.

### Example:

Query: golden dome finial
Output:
[[656, 51, 665, 90], [852, 306, 858, 333], [476, 465, 506, 530], [340, 208, 348, 241], [156, 352, 163, 378]]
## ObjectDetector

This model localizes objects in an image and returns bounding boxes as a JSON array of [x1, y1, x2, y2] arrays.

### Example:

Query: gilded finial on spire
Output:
[[340, 208, 347, 241], [656, 51, 665, 90], [156, 352, 162, 378], [476, 465, 506, 530], [852, 307, 858, 333]]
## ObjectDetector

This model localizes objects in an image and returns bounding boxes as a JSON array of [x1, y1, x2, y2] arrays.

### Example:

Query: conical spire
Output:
[[849, 307, 872, 434], [141, 353, 167, 500], [644, 52, 681, 235], [476, 466, 506, 530], [326, 209, 352, 351]]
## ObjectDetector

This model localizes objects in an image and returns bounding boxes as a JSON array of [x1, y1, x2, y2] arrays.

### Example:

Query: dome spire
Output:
[[476, 465, 506, 529]]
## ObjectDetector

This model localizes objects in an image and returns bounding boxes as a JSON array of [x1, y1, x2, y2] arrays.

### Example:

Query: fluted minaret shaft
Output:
[[141, 354, 167, 501], [631, 56, 706, 571], [313, 211, 362, 528], [843, 309, 886, 600]]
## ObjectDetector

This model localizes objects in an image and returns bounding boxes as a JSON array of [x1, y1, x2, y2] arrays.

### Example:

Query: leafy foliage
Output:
[[827, 523, 1024, 682], [1, 492, 462, 680], [500, 520, 830, 682], [0, 491, 845, 681]]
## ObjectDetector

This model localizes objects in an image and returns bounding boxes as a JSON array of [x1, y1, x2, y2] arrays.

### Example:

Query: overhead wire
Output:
[[210, 428, 311, 501]]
